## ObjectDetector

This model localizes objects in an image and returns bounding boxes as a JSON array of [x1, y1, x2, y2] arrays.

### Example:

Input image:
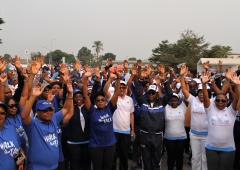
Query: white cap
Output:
[[193, 78, 201, 84], [172, 93, 180, 99], [198, 83, 210, 90], [120, 80, 127, 86], [148, 84, 158, 92], [176, 83, 181, 89]]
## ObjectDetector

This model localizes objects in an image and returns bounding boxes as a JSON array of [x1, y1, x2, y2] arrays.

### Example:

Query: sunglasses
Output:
[[96, 98, 105, 102], [38, 107, 54, 112], [8, 104, 18, 109], [0, 112, 6, 115], [215, 99, 227, 103], [148, 91, 156, 95]]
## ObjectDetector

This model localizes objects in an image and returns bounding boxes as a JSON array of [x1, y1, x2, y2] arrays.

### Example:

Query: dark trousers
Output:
[[67, 143, 91, 170], [206, 149, 235, 170], [165, 139, 185, 170], [90, 145, 116, 170], [112, 133, 130, 170], [140, 133, 163, 170]]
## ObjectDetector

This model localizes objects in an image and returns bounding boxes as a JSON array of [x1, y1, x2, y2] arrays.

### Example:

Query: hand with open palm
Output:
[[201, 72, 211, 84]]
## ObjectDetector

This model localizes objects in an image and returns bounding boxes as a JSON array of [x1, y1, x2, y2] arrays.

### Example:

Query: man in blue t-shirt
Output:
[[21, 82, 73, 170]]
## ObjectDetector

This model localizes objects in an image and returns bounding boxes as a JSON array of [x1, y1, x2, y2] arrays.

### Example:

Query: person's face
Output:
[[215, 94, 228, 110], [4, 87, 12, 97], [95, 96, 106, 109], [120, 84, 127, 97], [190, 81, 197, 90], [42, 87, 50, 99], [124, 62, 129, 70], [74, 93, 84, 106], [148, 90, 157, 102], [12, 77, 18, 85], [52, 84, 61, 95], [197, 90, 204, 102], [37, 107, 54, 121], [0, 107, 6, 128], [170, 97, 179, 108], [7, 99, 18, 116]]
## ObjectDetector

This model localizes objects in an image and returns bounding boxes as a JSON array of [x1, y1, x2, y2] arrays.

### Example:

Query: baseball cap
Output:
[[120, 80, 127, 86], [36, 100, 53, 111], [198, 83, 210, 90], [148, 84, 158, 92]]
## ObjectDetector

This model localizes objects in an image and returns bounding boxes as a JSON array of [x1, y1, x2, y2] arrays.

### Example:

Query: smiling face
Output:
[[74, 93, 84, 106], [37, 107, 54, 122], [170, 96, 179, 108], [215, 94, 228, 110], [95, 95, 107, 109], [120, 84, 127, 97], [147, 90, 157, 102]]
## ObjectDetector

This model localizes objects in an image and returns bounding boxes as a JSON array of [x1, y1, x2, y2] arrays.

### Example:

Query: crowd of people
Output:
[[0, 55, 240, 170]]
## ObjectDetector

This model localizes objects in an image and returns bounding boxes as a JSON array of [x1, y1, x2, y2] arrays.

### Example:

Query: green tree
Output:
[[101, 52, 116, 61], [150, 30, 209, 69], [3, 54, 11, 63], [45, 50, 75, 65], [92, 41, 103, 62], [202, 45, 232, 58], [77, 47, 94, 65], [128, 57, 137, 61], [0, 18, 5, 44]]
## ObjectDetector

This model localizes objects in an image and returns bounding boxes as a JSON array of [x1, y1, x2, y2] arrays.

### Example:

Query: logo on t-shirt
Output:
[[0, 141, 19, 157], [43, 133, 58, 147], [98, 114, 112, 123]]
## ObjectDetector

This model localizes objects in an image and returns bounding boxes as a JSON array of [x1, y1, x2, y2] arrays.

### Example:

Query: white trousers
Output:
[[190, 133, 208, 170]]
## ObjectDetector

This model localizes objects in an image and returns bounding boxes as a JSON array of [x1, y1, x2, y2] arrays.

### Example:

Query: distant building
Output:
[[101, 59, 152, 69], [197, 58, 240, 73]]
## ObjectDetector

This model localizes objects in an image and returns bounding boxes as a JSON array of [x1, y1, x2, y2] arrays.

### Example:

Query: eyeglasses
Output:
[[0, 112, 6, 115], [148, 91, 156, 95], [215, 99, 227, 103], [96, 99, 105, 102], [8, 104, 18, 109], [38, 107, 54, 112]]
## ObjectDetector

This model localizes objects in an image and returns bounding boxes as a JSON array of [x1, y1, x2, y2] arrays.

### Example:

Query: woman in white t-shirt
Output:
[[201, 71, 240, 170], [164, 93, 187, 170], [180, 66, 209, 170]]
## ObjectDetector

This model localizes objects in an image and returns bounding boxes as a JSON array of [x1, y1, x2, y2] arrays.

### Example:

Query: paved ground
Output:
[[127, 152, 192, 170]]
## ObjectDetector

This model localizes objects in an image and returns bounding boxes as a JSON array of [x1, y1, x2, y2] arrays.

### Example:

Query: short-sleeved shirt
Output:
[[187, 94, 208, 136], [205, 102, 237, 152], [5, 114, 28, 149], [0, 125, 21, 170], [23, 111, 63, 170], [89, 102, 116, 148], [113, 96, 134, 134], [164, 103, 187, 140]]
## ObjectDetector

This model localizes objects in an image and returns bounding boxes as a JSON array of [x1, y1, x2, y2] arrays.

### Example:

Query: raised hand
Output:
[[84, 71, 93, 78], [110, 73, 117, 80], [231, 73, 240, 85], [32, 84, 43, 97], [66, 80, 73, 94], [202, 61, 210, 70], [201, 72, 211, 84], [30, 61, 41, 75], [0, 73, 7, 83], [95, 66, 101, 79], [74, 60, 81, 71], [225, 67, 234, 80], [0, 57, 7, 72], [12, 55, 22, 69], [179, 65, 188, 77], [131, 67, 137, 76]]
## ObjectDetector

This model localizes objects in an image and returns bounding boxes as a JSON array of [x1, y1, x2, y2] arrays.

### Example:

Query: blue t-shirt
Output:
[[23, 111, 63, 170], [5, 114, 29, 150], [89, 102, 117, 148], [0, 125, 21, 170]]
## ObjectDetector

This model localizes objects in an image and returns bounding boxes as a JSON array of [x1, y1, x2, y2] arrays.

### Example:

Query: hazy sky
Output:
[[0, 0, 240, 60]]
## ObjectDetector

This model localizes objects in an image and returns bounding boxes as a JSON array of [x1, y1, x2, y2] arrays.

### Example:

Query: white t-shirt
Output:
[[205, 101, 237, 152], [187, 94, 208, 136], [164, 103, 187, 140], [113, 95, 134, 134]]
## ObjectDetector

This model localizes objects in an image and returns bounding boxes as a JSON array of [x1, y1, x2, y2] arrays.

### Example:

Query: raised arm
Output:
[[179, 65, 190, 99], [82, 71, 92, 111], [230, 74, 240, 111], [201, 72, 211, 108], [21, 85, 43, 124], [0, 73, 7, 102], [61, 80, 74, 124], [110, 72, 121, 107], [103, 73, 115, 100]]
